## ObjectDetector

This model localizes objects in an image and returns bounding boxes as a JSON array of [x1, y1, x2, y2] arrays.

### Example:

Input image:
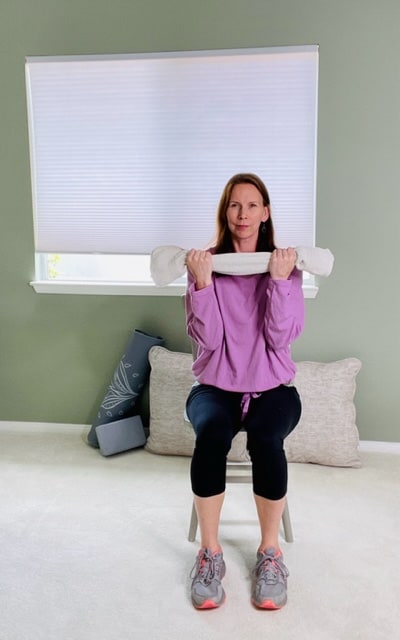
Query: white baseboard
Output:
[[1, 421, 400, 455], [359, 440, 400, 454], [0, 421, 86, 433]]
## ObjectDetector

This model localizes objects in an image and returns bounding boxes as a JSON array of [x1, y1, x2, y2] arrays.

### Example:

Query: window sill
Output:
[[30, 280, 319, 298], [30, 280, 186, 296]]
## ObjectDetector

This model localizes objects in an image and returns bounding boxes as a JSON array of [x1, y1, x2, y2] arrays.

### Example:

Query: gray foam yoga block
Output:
[[95, 415, 146, 456]]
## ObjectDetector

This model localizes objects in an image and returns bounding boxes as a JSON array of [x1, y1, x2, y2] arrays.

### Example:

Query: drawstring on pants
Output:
[[240, 392, 261, 421]]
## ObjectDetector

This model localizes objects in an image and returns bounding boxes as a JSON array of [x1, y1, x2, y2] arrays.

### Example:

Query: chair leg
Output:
[[188, 496, 294, 543], [188, 500, 198, 542], [282, 500, 294, 543]]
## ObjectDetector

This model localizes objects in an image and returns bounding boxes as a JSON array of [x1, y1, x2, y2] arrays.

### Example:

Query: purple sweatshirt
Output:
[[185, 266, 305, 393]]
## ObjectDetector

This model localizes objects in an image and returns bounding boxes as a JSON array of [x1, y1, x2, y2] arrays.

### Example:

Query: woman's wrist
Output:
[[195, 280, 212, 290]]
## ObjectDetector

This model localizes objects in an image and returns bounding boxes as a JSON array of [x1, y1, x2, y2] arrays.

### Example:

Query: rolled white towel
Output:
[[150, 245, 334, 286]]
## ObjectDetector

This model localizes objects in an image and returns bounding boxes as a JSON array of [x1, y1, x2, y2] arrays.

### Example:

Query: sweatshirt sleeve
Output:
[[264, 268, 305, 350], [185, 272, 224, 351]]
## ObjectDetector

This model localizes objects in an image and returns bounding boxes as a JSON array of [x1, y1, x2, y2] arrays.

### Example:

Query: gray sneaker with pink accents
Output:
[[190, 548, 226, 609], [251, 547, 289, 609]]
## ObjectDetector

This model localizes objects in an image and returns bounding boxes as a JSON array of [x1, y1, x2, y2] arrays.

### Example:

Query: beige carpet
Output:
[[0, 422, 399, 640]]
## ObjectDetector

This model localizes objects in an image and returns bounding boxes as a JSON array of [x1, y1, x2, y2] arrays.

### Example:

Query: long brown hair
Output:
[[213, 173, 276, 254]]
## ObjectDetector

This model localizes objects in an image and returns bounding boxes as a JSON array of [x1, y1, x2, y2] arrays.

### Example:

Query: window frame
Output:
[[26, 45, 319, 297]]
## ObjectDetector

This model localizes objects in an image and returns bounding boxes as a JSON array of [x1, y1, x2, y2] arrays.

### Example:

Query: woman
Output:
[[185, 173, 304, 610]]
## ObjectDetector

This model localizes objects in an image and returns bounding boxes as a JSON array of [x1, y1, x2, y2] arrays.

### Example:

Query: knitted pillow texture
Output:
[[145, 346, 362, 468], [285, 357, 362, 467]]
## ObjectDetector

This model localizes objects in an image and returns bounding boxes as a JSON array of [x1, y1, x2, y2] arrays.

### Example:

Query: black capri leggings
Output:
[[185, 384, 301, 500]]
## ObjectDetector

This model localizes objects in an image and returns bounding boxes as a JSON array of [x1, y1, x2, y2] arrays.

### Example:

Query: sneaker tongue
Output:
[[263, 547, 279, 557], [202, 547, 221, 556]]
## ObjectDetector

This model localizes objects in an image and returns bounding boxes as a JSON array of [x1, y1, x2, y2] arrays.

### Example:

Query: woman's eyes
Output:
[[229, 203, 258, 208]]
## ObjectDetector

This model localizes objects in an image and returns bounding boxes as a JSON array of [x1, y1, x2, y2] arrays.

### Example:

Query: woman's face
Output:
[[226, 183, 269, 251]]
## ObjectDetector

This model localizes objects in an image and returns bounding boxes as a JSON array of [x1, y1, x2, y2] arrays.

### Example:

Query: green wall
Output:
[[1, 0, 399, 440]]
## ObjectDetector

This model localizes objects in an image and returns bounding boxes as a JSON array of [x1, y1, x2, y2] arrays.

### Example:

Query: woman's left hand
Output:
[[269, 248, 297, 280]]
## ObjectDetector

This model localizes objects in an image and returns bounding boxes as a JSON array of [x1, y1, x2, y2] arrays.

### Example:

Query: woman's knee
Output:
[[247, 438, 288, 497], [247, 431, 284, 458], [191, 442, 228, 496], [194, 419, 233, 454]]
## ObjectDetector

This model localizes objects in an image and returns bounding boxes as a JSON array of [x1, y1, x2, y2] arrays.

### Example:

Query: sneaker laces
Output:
[[191, 549, 221, 586], [254, 551, 288, 584]]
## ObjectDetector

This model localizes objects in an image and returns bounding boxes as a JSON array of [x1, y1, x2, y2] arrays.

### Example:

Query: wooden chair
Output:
[[182, 297, 294, 543]]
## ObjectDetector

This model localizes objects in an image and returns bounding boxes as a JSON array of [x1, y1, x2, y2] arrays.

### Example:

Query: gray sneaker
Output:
[[190, 548, 226, 609], [251, 547, 289, 609]]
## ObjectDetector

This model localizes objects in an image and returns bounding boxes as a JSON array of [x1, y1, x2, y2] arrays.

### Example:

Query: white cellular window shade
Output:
[[25, 46, 319, 259]]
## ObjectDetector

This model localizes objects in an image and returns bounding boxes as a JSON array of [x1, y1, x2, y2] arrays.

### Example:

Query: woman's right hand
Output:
[[186, 249, 213, 290]]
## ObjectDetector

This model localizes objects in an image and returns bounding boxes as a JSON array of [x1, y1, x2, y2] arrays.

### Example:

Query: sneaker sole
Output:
[[252, 597, 286, 610], [193, 593, 226, 610]]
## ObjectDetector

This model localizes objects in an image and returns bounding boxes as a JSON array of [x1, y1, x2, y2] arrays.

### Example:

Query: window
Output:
[[25, 45, 319, 296]]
